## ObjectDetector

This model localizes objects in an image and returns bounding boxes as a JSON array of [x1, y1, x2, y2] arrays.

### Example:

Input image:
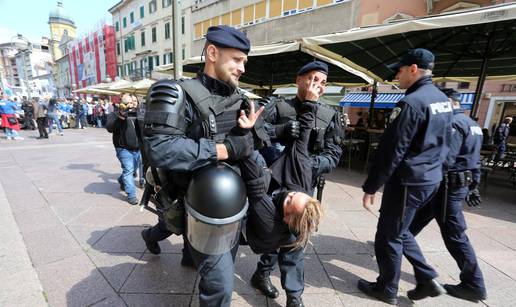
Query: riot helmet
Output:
[[185, 163, 248, 255]]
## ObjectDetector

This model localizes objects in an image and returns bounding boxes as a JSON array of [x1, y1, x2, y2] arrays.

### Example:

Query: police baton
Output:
[[316, 175, 326, 202], [399, 185, 408, 231], [441, 174, 449, 225]]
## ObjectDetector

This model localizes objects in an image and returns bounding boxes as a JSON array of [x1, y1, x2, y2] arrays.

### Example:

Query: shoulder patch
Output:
[[389, 107, 402, 123]]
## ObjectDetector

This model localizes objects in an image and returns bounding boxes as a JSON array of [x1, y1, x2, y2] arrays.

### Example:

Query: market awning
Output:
[[303, 3, 516, 82], [303, 3, 516, 115], [340, 92, 475, 109], [156, 41, 373, 89]]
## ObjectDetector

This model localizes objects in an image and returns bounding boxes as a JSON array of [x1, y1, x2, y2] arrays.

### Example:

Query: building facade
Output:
[[108, 0, 193, 80], [48, 1, 77, 98]]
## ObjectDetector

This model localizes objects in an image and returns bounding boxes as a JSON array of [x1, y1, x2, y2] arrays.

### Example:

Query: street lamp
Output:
[[11, 34, 32, 99]]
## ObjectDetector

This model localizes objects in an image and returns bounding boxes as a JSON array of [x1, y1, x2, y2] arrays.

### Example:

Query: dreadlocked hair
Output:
[[284, 197, 324, 250]]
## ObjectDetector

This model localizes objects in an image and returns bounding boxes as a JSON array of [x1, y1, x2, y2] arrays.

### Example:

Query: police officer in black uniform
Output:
[[408, 88, 487, 302], [358, 49, 453, 305], [252, 61, 342, 306], [139, 25, 268, 307]]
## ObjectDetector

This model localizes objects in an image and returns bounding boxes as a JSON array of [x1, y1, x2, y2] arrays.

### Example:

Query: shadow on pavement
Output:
[[66, 227, 196, 306], [64, 163, 131, 199]]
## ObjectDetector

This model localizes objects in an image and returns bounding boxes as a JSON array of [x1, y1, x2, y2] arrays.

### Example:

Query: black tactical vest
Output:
[[276, 98, 336, 152], [179, 78, 247, 143]]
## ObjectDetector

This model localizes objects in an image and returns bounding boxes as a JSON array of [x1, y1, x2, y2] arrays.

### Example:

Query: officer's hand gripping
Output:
[[465, 188, 482, 207], [223, 132, 254, 161]]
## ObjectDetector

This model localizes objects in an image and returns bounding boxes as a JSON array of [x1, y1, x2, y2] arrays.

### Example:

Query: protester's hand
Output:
[[466, 188, 482, 207], [304, 76, 323, 102], [362, 193, 376, 213], [238, 100, 264, 129], [223, 133, 254, 161]]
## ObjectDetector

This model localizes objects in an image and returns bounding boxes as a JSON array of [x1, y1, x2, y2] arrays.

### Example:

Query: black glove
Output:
[[465, 188, 482, 207], [275, 120, 300, 139], [224, 133, 254, 161]]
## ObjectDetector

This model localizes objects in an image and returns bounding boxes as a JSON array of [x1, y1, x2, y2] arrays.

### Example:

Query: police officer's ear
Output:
[[409, 64, 419, 74], [205, 44, 219, 63]]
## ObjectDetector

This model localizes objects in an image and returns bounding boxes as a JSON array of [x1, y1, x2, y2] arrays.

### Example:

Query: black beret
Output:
[[388, 48, 435, 71], [206, 25, 251, 54], [297, 61, 328, 76]]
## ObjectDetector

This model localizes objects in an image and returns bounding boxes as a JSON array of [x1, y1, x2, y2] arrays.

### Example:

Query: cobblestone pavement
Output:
[[1, 128, 515, 306]]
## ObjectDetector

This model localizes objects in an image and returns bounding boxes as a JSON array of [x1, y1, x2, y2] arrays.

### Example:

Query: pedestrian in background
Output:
[[47, 98, 64, 136], [493, 116, 513, 160], [105, 102, 141, 205], [0, 95, 24, 140], [32, 98, 48, 139]]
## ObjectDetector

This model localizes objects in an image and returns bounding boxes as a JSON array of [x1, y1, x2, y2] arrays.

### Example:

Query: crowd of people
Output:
[[0, 94, 115, 140]]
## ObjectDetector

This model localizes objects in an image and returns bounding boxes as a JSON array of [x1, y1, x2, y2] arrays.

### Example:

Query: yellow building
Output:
[[48, 1, 76, 62]]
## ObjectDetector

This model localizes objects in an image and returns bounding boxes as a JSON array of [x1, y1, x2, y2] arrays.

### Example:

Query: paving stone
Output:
[[36, 253, 124, 307], [23, 225, 83, 266], [478, 251, 516, 280], [50, 204, 92, 224], [116, 206, 157, 227], [303, 254, 335, 294], [87, 250, 144, 291], [319, 253, 380, 294], [481, 286, 516, 307], [66, 205, 131, 227], [267, 292, 343, 307], [191, 293, 266, 307], [0, 269, 47, 307], [92, 226, 147, 253], [337, 292, 413, 306], [311, 232, 370, 255], [234, 250, 261, 295], [121, 293, 192, 307], [120, 253, 197, 294], [67, 225, 110, 250], [13, 207, 63, 234]]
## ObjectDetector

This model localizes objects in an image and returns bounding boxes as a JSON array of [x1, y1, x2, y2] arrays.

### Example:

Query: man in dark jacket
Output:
[[494, 116, 513, 160], [105, 104, 140, 205], [408, 88, 487, 302], [359, 49, 452, 304]]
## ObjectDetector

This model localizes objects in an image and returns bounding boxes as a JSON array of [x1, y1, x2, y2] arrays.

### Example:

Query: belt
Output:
[[446, 170, 473, 189]]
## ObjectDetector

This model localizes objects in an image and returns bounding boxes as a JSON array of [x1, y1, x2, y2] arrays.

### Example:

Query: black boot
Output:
[[286, 295, 304, 307], [141, 229, 161, 255], [251, 271, 279, 299], [444, 283, 486, 302], [407, 278, 446, 301], [357, 279, 398, 305]]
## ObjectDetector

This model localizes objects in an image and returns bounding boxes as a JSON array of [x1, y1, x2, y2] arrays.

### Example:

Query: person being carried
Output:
[[241, 101, 323, 307]]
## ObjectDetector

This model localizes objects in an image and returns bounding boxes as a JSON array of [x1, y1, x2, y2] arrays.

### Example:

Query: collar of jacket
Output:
[[405, 75, 433, 95], [198, 72, 236, 97], [453, 108, 464, 115]]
